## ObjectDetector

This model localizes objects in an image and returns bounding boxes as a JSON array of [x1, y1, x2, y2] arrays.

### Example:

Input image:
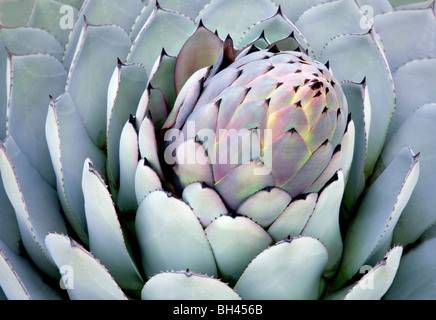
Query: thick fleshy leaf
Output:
[[393, 0, 435, 9], [57, 0, 84, 9], [135, 159, 163, 206], [264, 130, 310, 187], [155, 0, 207, 19], [175, 23, 223, 94], [66, 22, 132, 147], [234, 237, 328, 300], [226, 99, 268, 132], [129, 2, 155, 41], [238, 8, 310, 55], [305, 108, 338, 152], [181, 101, 219, 158], [339, 118, 355, 183], [126, 6, 196, 76], [230, 60, 273, 88], [378, 104, 436, 245], [0, 179, 20, 255], [320, 31, 395, 180], [136, 85, 169, 130], [267, 104, 310, 141], [212, 129, 263, 182], [272, 0, 325, 23], [117, 119, 139, 213], [236, 187, 292, 228], [136, 191, 217, 278], [301, 171, 344, 277], [374, 8, 436, 72], [342, 81, 371, 209], [295, 0, 365, 56], [0, 27, 64, 140], [63, 0, 143, 68], [0, 240, 62, 300], [138, 115, 163, 178], [196, 0, 277, 46], [306, 146, 341, 193], [46, 93, 106, 245], [215, 87, 250, 134], [45, 233, 128, 300], [163, 66, 210, 130], [328, 246, 402, 300], [141, 271, 241, 300], [147, 51, 177, 109], [0, 137, 68, 278], [194, 67, 241, 110], [268, 193, 318, 241], [0, 0, 35, 26], [106, 61, 147, 195], [206, 215, 273, 283], [173, 138, 214, 188], [384, 237, 436, 299], [130, 0, 206, 41], [82, 158, 144, 292], [280, 141, 334, 197], [356, 0, 393, 13], [26, 0, 78, 46], [334, 147, 420, 288], [182, 182, 227, 227], [214, 161, 275, 211], [6, 52, 67, 186], [387, 58, 436, 142]]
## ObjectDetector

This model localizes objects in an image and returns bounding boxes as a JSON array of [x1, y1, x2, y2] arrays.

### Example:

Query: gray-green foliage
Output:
[[0, 0, 435, 300]]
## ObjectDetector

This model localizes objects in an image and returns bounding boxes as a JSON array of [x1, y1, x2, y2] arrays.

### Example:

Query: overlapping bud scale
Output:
[[164, 44, 350, 212]]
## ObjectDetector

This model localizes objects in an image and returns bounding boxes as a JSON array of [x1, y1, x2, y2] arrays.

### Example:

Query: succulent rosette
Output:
[[0, 0, 435, 300]]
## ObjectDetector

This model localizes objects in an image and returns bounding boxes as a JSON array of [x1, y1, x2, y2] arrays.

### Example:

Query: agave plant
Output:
[[0, 0, 435, 300]]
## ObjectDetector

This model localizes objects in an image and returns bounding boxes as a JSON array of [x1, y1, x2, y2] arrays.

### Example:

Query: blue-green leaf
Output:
[[0, 0, 34, 27], [0, 137, 68, 278], [136, 190, 217, 278], [387, 58, 436, 142], [301, 171, 344, 277], [6, 52, 67, 186], [196, 0, 277, 43], [141, 270, 241, 300], [66, 22, 132, 147], [321, 31, 395, 182], [0, 178, 20, 255], [82, 158, 144, 292], [106, 61, 147, 196], [126, 5, 195, 76], [63, 0, 143, 68], [116, 119, 139, 213], [374, 8, 436, 72], [205, 215, 273, 283], [334, 147, 419, 288], [378, 104, 436, 245], [46, 92, 106, 245], [0, 240, 62, 300], [0, 27, 64, 140], [45, 233, 128, 300], [234, 237, 328, 300], [328, 246, 402, 300], [27, 0, 78, 46], [295, 0, 365, 57], [384, 237, 436, 299]]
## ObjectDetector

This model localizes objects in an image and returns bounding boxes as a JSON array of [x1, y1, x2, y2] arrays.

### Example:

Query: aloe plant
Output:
[[0, 0, 435, 300]]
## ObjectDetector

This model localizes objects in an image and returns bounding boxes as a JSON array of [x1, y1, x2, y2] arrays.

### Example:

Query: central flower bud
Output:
[[164, 46, 349, 210]]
